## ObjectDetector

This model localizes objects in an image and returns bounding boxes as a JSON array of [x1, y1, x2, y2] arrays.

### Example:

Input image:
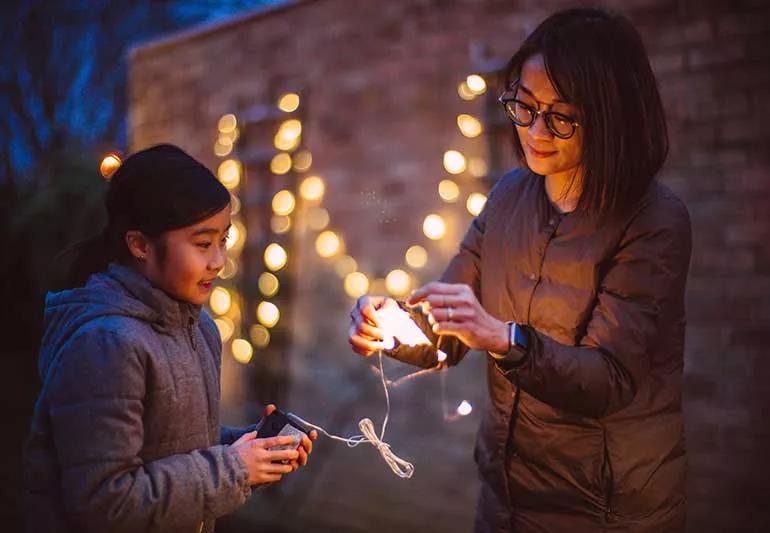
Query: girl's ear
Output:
[[125, 230, 151, 262]]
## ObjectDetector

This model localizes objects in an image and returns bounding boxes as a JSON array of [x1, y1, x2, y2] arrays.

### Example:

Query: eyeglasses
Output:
[[498, 84, 580, 140]]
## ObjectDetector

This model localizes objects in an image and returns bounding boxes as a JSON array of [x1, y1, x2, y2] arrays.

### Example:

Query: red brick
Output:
[[717, 11, 770, 37], [687, 41, 746, 70]]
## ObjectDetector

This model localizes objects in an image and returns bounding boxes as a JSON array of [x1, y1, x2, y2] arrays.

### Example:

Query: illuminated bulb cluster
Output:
[[100, 154, 122, 179]]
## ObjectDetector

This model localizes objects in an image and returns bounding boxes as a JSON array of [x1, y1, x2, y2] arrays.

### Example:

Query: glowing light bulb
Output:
[[214, 317, 234, 342], [423, 214, 446, 240], [457, 114, 483, 138], [375, 306, 433, 351], [209, 287, 231, 315], [344, 272, 370, 299], [214, 140, 232, 157], [272, 189, 296, 216], [466, 74, 487, 94], [249, 324, 270, 348], [218, 159, 241, 190], [258, 272, 280, 297], [443, 150, 467, 174], [100, 154, 122, 179], [385, 269, 411, 297], [264, 243, 288, 271], [293, 150, 312, 172], [457, 400, 473, 416], [405, 245, 428, 269], [270, 215, 292, 234], [457, 81, 476, 101], [468, 157, 488, 178], [274, 119, 302, 151], [438, 179, 460, 202], [231, 338, 253, 364], [257, 301, 280, 328], [218, 257, 238, 279], [226, 222, 243, 250], [299, 176, 325, 201], [229, 195, 241, 215], [278, 93, 300, 112], [218, 113, 237, 133], [334, 255, 358, 278], [307, 207, 330, 230], [466, 192, 487, 216], [316, 231, 342, 258], [270, 153, 292, 175]]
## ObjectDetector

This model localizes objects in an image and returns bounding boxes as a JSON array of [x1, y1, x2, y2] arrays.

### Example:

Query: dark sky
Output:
[[0, 0, 287, 188]]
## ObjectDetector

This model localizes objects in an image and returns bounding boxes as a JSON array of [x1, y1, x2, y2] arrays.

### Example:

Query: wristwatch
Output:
[[489, 321, 529, 364]]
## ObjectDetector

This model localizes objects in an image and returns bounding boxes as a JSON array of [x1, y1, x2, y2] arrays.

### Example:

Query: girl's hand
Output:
[[292, 431, 317, 471], [231, 432, 298, 486], [255, 403, 317, 473], [348, 295, 400, 356], [408, 282, 509, 354]]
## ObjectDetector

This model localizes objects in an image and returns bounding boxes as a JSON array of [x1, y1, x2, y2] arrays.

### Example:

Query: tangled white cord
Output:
[[287, 350, 415, 479]]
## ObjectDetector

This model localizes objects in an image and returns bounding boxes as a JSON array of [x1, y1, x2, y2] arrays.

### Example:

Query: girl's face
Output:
[[515, 54, 583, 182], [144, 205, 231, 306]]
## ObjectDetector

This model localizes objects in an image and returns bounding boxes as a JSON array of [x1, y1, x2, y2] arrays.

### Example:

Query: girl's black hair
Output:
[[62, 144, 230, 288], [505, 8, 669, 216]]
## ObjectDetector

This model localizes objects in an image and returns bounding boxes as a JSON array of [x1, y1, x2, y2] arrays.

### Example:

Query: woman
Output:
[[24, 144, 315, 533], [349, 8, 691, 532]]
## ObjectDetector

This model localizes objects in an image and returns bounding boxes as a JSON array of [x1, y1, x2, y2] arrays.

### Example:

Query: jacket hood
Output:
[[39, 263, 201, 379]]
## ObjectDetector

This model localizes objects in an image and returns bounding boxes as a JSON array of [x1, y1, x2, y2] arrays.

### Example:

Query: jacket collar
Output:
[[103, 262, 201, 332]]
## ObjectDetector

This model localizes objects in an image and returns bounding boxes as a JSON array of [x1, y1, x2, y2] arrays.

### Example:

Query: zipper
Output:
[[187, 316, 197, 350], [601, 429, 616, 522]]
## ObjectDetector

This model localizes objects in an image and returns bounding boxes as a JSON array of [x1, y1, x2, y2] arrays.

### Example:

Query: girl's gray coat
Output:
[[24, 264, 253, 532]]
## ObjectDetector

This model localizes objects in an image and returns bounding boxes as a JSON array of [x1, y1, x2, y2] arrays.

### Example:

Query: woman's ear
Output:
[[125, 230, 151, 262]]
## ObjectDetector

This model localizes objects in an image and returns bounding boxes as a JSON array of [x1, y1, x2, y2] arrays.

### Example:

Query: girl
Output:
[[350, 8, 691, 533], [24, 144, 315, 532]]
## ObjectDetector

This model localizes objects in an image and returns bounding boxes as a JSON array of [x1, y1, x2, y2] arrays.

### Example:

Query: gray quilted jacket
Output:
[[24, 263, 253, 532]]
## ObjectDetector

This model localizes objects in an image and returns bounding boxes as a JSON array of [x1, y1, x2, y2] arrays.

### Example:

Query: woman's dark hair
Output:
[[62, 144, 230, 288], [505, 8, 668, 216]]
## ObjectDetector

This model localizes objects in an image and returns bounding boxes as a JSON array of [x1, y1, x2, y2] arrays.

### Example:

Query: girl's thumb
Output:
[[232, 431, 258, 446]]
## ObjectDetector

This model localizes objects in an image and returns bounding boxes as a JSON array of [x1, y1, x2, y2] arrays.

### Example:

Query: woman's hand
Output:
[[408, 282, 509, 354], [348, 295, 400, 356], [231, 431, 298, 486]]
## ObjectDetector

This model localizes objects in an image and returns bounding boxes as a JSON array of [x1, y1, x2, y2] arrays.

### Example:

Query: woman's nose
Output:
[[529, 112, 553, 140]]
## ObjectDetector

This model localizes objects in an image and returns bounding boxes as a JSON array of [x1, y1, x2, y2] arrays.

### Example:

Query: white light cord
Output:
[[287, 351, 415, 479]]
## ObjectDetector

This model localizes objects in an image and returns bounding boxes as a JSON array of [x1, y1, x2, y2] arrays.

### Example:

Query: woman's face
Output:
[[144, 205, 231, 306], [515, 54, 583, 182]]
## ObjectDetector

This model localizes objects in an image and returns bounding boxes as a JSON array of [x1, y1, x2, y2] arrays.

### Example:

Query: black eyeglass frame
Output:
[[497, 83, 581, 140]]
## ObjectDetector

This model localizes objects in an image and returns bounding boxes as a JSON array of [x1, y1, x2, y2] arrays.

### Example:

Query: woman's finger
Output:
[[348, 333, 381, 356], [430, 306, 470, 323], [355, 319, 384, 341], [431, 321, 466, 338], [425, 293, 469, 309], [408, 282, 465, 304]]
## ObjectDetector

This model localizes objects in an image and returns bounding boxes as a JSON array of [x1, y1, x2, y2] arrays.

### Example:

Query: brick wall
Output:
[[129, 1, 770, 531]]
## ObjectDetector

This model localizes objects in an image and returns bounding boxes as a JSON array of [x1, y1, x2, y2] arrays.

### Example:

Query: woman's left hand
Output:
[[408, 282, 509, 354]]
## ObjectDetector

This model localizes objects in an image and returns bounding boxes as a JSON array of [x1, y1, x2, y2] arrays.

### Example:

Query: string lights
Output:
[[205, 70, 492, 417]]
